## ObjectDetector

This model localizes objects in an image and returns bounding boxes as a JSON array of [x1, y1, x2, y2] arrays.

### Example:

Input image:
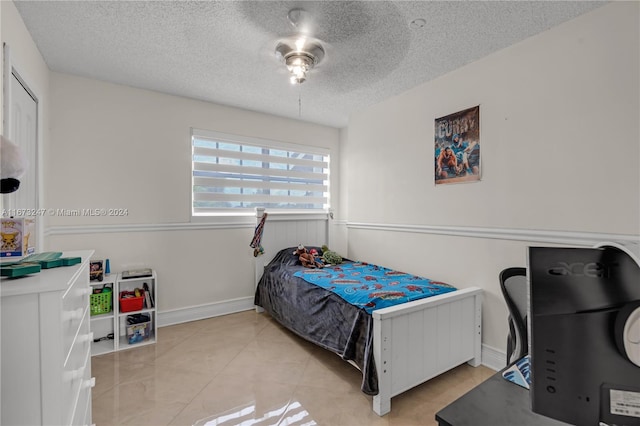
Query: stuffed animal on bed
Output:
[[293, 244, 324, 268], [1, 135, 27, 194], [321, 245, 343, 265]]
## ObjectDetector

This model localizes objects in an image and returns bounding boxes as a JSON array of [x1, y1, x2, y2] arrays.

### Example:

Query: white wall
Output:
[[1, 0, 50, 250], [342, 2, 639, 365], [46, 73, 340, 321], [1, 0, 50, 140]]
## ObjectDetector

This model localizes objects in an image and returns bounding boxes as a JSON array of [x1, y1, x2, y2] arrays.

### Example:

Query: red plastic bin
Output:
[[119, 291, 144, 312]]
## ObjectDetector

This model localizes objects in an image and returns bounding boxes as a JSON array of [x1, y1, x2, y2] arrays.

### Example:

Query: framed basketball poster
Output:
[[434, 105, 480, 185]]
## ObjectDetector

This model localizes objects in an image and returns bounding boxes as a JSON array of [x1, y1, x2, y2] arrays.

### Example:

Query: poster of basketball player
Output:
[[434, 105, 480, 185]]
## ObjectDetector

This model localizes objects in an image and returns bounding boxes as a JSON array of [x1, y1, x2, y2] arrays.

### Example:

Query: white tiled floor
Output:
[[91, 310, 494, 425]]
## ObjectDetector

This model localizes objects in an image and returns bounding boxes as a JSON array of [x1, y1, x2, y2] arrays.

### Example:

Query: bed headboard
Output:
[[254, 207, 329, 287]]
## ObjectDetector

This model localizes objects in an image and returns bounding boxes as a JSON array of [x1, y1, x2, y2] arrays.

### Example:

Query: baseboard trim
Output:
[[157, 296, 255, 327], [481, 343, 507, 371]]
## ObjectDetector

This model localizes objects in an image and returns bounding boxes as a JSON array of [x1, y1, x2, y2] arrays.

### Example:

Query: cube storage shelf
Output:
[[89, 274, 117, 356], [89, 270, 157, 356]]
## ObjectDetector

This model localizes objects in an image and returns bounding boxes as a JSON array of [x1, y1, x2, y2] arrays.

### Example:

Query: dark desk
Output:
[[435, 369, 569, 426]]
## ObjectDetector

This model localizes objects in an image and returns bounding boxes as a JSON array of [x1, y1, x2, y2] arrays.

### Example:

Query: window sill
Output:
[[191, 209, 330, 223]]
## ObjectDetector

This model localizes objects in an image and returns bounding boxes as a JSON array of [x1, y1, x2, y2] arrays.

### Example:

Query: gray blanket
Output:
[[254, 247, 378, 395]]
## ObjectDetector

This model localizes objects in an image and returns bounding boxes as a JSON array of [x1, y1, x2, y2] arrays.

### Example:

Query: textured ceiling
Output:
[[14, 1, 606, 128]]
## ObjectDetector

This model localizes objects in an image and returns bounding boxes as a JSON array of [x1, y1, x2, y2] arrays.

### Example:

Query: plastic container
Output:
[[90, 288, 112, 315], [119, 291, 144, 312], [126, 321, 151, 344]]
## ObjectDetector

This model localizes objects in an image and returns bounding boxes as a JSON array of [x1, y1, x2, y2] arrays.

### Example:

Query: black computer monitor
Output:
[[528, 246, 640, 426]]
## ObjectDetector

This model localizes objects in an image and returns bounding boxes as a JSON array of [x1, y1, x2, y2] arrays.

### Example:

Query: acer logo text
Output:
[[547, 262, 613, 278]]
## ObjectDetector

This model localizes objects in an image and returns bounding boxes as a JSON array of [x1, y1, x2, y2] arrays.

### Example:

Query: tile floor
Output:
[[91, 310, 495, 426]]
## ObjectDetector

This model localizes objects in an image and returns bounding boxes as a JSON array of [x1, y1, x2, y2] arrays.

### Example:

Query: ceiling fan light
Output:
[[287, 56, 310, 84], [290, 74, 305, 84], [275, 39, 324, 85]]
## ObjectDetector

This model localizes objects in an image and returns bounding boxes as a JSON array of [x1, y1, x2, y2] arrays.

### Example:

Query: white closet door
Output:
[[3, 71, 38, 211]]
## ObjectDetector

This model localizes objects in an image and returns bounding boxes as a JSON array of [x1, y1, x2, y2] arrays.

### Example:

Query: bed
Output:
[[253, 209, 482, 416]]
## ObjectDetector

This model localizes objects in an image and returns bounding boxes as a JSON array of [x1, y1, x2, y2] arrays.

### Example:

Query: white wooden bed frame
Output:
[[253, 209, 482, 416]]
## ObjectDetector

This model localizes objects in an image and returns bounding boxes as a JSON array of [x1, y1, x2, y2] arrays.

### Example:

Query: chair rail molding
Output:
[[45, 221, 254, 236], [346, 222, 639, 247]]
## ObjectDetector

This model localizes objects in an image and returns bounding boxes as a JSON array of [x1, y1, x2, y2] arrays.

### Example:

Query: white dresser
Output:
[[1, 250, 95, 426]]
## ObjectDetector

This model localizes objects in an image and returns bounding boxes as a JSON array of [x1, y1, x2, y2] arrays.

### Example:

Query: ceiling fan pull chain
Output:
[[298, 86, 302, 118]]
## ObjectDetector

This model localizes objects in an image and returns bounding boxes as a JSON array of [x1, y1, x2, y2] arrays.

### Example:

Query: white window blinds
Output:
[[192, 129, 330, 215]]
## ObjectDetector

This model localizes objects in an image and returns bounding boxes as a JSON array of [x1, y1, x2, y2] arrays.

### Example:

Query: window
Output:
[[192, 128, 330, 216]]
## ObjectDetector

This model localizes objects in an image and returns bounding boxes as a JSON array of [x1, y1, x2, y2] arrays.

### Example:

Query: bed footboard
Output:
[[371, 287, 482, 416]]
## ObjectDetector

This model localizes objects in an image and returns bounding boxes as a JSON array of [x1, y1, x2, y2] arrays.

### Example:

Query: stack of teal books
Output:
[[1, 252, 82, 278]]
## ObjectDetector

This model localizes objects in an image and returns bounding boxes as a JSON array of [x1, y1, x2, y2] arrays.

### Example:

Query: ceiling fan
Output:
[[238, 1, 410, 91], [274, 8, 325, 85]]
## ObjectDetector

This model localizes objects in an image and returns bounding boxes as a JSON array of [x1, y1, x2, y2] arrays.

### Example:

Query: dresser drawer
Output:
[[70, 362, 93, 426], [62, 262, 90, 314], [72, 386, 91, 426], [65, 307, 91, 369], [62, 314, 92, 425], [62, 263, 91, 358]]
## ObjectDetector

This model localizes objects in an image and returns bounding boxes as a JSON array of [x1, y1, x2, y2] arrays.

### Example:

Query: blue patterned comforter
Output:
[[294, 261, 456, 314], [255, 248, 459, 396]]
